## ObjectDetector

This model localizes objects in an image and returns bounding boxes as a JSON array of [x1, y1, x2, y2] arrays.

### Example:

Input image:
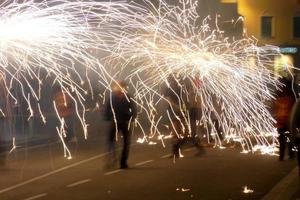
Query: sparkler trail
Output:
[[0, 0, 294, 155], [105, 0, 288, 154], [0, 0, 148, 157]]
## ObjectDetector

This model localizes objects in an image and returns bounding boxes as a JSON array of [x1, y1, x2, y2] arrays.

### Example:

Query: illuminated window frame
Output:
[[261, 16, 275, 38], [293, 16, 300, 38]]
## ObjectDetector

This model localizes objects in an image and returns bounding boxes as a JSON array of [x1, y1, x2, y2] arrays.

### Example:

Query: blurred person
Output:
[[0, 74, 11, 167], [181, 75, 208, 157], [185, 74, 202, 146], [104, 81, 136, 169], [290, 98, 300, 166], [275, 77, 296, 161], [53, 86, 75, 143], [165, 75, 188, 158], [209, 94, 224, 144]]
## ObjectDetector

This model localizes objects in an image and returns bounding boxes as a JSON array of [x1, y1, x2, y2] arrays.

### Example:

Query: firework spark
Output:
[[0, 0, 293, 155], [0, 0, 147, 157], [106, 0, 285, 154]]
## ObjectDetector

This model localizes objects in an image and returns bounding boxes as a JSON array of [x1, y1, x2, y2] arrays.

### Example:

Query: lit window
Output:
[[293, 16, 300, 38], [261, 16, 274, 38]]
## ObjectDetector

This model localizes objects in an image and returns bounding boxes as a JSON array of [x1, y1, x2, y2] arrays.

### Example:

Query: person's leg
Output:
[[0, 120, 6, 166], [171, 118, 181, 158], [120, 122, 131, 168], [105, 122, 117, 168], [108, 122, 116, 153], [288, 133, 295, 159], [172, 139, 180, 158], [64, 116, 74, 142], [190, 108, 202, 146], [278, 128, 286, 161], [296, 137, 300, 166], [214, 119, 223, 141], [0, 141, 5, 166], [189, 108, 197, 138]]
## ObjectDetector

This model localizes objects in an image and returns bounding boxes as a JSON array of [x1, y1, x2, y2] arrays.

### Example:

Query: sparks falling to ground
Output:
[[0, 0, 294, 156]]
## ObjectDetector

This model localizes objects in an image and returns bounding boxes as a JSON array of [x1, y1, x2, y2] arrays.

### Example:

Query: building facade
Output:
[[222, 0, 300, 79]]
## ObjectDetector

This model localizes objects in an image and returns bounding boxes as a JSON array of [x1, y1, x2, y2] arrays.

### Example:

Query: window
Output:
[[221, 0, 237, 2], [293, 16, 300, 38], [261, 16, 274, 38]]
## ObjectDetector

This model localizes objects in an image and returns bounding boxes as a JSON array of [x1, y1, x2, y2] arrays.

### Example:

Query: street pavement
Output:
[[0, 134, 298, 200]]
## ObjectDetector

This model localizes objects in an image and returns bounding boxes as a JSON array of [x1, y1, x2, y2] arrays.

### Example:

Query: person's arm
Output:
[[104, 95, 113, 121], [290, 99, 300, 135], [129, 95, 137, 120]]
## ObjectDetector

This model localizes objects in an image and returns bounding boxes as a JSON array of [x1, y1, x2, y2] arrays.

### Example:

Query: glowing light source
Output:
[[0, 0, 294, 156], [242, 186, 254, 194]]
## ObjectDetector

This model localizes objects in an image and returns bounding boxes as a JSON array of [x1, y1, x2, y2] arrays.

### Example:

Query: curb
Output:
[[262, 166, 299, 200]]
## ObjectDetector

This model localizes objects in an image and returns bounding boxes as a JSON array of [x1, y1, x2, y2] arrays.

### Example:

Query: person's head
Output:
[[167, 74, 177, 86], [111, 80, 128, 93]]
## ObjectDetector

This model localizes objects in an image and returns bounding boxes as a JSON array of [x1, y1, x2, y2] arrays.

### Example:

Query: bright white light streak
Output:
[[242, 186, 254, 194], [0, 0, 296, 155]]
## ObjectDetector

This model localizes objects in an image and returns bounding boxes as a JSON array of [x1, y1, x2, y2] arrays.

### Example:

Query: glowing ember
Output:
[[243, 186, 254, 194], [0, 0, 293, 155]]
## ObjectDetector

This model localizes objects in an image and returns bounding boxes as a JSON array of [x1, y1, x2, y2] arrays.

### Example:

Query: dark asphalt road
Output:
[[0, 134, 297, 200]]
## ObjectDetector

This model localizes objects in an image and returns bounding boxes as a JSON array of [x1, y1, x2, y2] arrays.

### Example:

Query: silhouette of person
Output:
[[275, 77, 296, 160], [0, 74, 11, 167], [104, 81, 136, 169], [290, 98, 300, 165], [185, 75, 202, 145], [164, 75, 188, 158], [53, 87, 75, 143]]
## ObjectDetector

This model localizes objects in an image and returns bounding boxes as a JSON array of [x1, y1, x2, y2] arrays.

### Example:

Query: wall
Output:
[[237, 0, 300, 46]]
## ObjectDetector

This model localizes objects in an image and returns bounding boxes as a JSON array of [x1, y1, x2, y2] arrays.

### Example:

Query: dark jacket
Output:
[[290, 98, 300, 137], [275, 78, 296, 128], [105, 91, 136, 123]]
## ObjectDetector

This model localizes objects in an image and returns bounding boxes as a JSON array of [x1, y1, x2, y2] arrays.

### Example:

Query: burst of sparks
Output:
[[106, 0, 285, 154], [0, 0, 295, 155], [0, 0, 148, 157], [242, 186, 254, 194], [176, 187, 191, 192]]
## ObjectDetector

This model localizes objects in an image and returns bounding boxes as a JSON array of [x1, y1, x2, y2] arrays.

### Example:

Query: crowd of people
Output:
[[164, 75, 205, 158], [0, 83, 76, 168], [0, 74, 300, 171], [104, 75, 300, 170], [103, 74, 223, 169], [274, 76, 300, 164]]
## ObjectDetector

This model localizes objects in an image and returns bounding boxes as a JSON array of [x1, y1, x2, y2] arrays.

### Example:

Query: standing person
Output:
[[210, 94, 223, 143], [165, 75, 188, 159], [0, 74, 10, 167], [104, 81, 136, 169], [275, 77, 296, 161], [183, 75, 206, 156], [186, 75, 202, 146], [53, 87, 75, 143], [290, 98, 300, 166]]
